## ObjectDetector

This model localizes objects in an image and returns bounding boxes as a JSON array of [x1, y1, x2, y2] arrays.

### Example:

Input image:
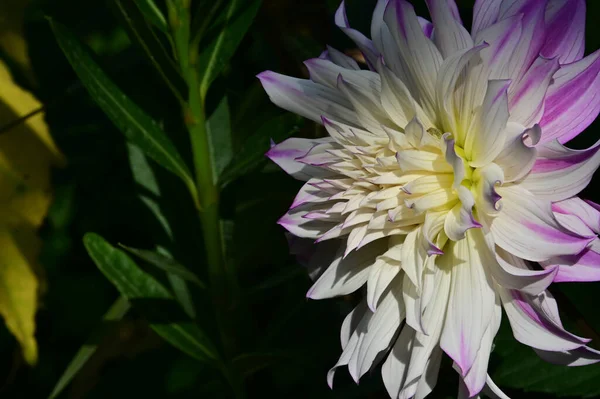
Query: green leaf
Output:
[[206, 95, 232, 184], [198, 0, 262, 97], [126, 144, 198, 320], [135, 0, 169, 32], [111, 0, 187, 102], [120, 245, 206, 290], [48, 296, 130, 399], [83, 233, 218, 364], [491, 319, 600, 397], [49, 20, 199, 206], [220, 114, 300, 187]]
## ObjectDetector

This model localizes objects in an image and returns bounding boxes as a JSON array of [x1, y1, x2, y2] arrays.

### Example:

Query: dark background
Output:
[[1, 0, 600, 397]]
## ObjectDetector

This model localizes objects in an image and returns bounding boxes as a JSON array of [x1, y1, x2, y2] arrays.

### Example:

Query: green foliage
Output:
[[0, 0, 599, 398]]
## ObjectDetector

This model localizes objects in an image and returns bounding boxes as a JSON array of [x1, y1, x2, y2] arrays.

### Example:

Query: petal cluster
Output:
[[260, 1, 600, 398]]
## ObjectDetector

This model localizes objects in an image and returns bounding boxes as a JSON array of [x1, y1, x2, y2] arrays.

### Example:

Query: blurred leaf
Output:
[[0, 0, 34, 80], [491, 320, 600, 397], [111, 0, 186, 102], [198, 0, 262, 97], [120, 245, 206, 289], [83, 233, 219, 364], [50, 20, 199, 205], [48, 296, 130, 399], [135, 0, 169, 33], [0, 59, 65, 365], [220, 114, 300, 187], [206, 95, 232, 184]]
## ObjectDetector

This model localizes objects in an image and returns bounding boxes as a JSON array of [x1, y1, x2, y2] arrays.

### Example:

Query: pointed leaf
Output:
[[198, 0, 262, 96], [206, 95, 232, 183], [135, 0, 168, 32], [49, 20, 198, 202], [83, 233, 218, 364], [48, 296, 130, 399]]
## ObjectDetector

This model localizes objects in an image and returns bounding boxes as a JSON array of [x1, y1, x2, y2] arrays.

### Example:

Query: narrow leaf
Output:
[[49, 20, 198, 202], [83, 233, 218, 364], [198, 0, 261, 96], [135, 0, 169, 32], [206, 95, 232, 183], [111, 0, 187, 102], [48, 296, 130, 399], [120, 245, 206, 289]]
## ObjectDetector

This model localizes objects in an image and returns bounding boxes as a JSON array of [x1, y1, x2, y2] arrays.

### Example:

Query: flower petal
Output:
[[425, 0, 473, 58], [258, 71, 359, 126], [543, 239, 600, 283], [522, 138, 600, 201], [538, 49, 600, 144], [383, 0, 443, 116], [466, 79, 510, 167], [439, 230, 496, 376], [534, 346, 600, 366], [334, 1, 379, 69], [307, 240, 388, 299], [367, 255, 402, 311], [541, 0, 586, 64], [553, 196, 600, 234], [508, 56, 560, 127], [266, 137, 337, 181], [472, 0, 502, 36], [488, 185, 593, 262], [499, 288, 590, 351], [494, 123, 541, 182]]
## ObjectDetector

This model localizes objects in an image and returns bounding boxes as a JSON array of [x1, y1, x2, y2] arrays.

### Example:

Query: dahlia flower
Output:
[[259, 0, 600, 397]]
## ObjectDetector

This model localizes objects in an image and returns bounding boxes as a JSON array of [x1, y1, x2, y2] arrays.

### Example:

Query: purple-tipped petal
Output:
[[541, 0, 586, 64], [539, 49, 600, 144], [266, 137, 336, 181]]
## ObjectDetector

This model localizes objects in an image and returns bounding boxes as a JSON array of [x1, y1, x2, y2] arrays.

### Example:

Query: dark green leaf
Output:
[[198, 0, 262, 97], [50, 19, 198, 204], [220, 114, 300, 187], [83, 233, 218, 364], [111, 0, 187, 102], [232, 352, 290, 379], [120, 244, 206, 290], [135, 0, 169, 32], [126, 144, 197, 318], [48, 296, 130, 399], [206, 95, 232, 183]]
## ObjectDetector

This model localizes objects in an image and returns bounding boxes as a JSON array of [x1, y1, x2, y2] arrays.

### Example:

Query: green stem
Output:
[[167, 1, 244, 397]]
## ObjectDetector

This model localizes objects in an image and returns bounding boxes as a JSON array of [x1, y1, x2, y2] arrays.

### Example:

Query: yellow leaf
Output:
[[0, 57, 64, 364]]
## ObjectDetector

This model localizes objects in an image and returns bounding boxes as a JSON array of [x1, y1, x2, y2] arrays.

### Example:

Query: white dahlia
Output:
[[258, 0, 600, 397]]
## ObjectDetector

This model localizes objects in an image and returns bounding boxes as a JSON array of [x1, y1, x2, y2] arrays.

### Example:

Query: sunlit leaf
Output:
[[50, 20, 199, 206], [83, 233, 218, 364], [48, 296, 130, 399], [0, 60, 64, 365]]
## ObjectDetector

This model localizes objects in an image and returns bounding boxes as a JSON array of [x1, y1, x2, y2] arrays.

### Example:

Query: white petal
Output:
[[553, 196, 600, 234], [307, 240, 388, 299], [266, 137, 337, 181], [425, 0, 473, 58], [444, 186, 481, 241], [258, 71, 359, 126], [471, 0, 502, 36], [499, 288, 590, 351], [488, 185, 593, 262], [462, 297, 501, 397], [439, 230, 497, 376], [334, 1, 379, 68], [403, 274, 424, 334], [534, 346, 600, 367], [350, 278, 405, 381], [483, 374, 511, 399], [521, 139, 600, 201], [367, 256, 402, 311], [473, 163, 504, 216], [494, 123, 541, 182], [465, 79, 510, 167], [492, 246, 558, 295]]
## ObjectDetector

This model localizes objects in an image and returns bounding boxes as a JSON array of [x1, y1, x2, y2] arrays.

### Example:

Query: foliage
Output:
[[0, 0, 598, 398]]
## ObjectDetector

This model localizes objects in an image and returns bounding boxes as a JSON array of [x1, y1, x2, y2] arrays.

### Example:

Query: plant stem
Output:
[[167, 1, 244, 397]]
